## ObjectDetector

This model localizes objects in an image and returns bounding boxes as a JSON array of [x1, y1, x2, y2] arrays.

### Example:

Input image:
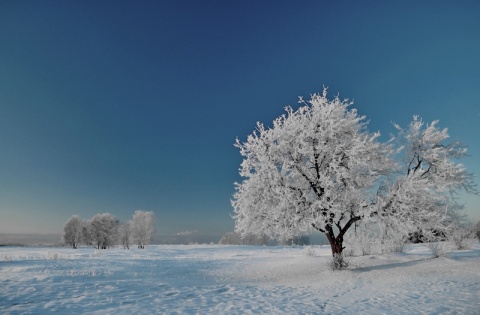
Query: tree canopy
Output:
[[232, 89, 477, 265]]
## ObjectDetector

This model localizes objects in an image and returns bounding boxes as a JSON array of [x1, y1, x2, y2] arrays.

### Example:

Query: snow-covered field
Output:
[[1, 243, 479, 314]]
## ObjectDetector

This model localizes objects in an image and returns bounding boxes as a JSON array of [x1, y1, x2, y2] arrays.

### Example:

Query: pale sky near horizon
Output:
[[1, 1, 479, 240]]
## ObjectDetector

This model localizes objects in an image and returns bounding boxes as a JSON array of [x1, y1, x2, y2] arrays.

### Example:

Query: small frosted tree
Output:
[[474, 220, 480, 240], [63, 215, 83, 249], [81, 219, 94, 247], [118, 221, 132, 249], [373, 116, 477, 247], [232, 89, 392, 266], [449, 222, 476, 250], [131, 210, 155, 249], [219, 231, 269, 245], [89, 213, 120, 249]]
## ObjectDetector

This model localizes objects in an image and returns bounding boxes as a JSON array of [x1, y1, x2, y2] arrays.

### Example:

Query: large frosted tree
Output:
[[232, 90, 393, 263], [233, 90, 477, 266]]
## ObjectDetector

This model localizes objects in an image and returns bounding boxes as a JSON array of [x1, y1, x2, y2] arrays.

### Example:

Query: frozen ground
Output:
[[1, 243, 479, 314]]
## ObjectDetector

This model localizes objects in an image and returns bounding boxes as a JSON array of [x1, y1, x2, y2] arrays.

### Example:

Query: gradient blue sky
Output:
[[1, 1, 479, 240]]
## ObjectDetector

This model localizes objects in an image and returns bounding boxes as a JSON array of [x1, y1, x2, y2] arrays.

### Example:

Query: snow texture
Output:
[[1, 244, 479, 314]]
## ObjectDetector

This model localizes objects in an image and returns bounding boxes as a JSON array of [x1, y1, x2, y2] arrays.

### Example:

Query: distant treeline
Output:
[[219, 231, 310, 246], [63, 210, 155, 249]]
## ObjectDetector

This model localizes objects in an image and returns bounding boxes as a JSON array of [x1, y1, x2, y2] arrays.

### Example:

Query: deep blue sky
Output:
[[1, 1, 479, 240]]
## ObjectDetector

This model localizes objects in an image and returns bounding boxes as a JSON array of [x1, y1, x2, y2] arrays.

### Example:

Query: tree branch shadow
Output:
[[352, 257, 433, 273]]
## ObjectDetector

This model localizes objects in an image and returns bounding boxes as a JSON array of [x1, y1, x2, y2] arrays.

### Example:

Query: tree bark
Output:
[[312, 223, 345, 256], [313, 216, 361, 269], [325, 225, 344, 256]]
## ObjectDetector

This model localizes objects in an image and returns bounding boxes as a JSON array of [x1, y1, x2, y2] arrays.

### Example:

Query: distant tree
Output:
[[131, 210, 155, 249], [81, 219, 94, 247], [63, 215, 83, 249], [89, 213, 120, 249], [218, 232, 242, 245], [241, 233, 270, 245], [219, 232, 269, 245], [118, 221, 132, 249], [449, 222, 476, 250], [278, 235, 311, 246], [475, 220, 480, 241], [219, 232, 241, 245]]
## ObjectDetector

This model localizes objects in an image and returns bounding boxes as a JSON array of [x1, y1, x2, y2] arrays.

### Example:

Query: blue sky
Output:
[[1, 1, 479, 240]]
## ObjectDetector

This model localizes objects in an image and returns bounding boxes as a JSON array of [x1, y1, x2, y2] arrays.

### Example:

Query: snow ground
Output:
[[0, 243, 479, 314]]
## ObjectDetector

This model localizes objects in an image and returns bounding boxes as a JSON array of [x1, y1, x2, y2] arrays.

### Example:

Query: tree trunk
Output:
[[313, 216, 360, 269], [325, 226, 344, 256], [321, 224, 349, 269], [325, 232, 348, 269]]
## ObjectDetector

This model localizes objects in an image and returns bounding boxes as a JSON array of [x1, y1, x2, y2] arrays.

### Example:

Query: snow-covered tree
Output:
[[232, 89, 393, 265], [219, 231, 269, 245], [474, 220, 480, 240], [374, 116, 477, 244], [131, 210, 155, 249], [118, 221, 132, 249], [219, 232, 243, 245], [88, 213, 120, 249], [81, 219, 94, 247], [233, 89, 477, 266], [63, 215, 83, 249], [449, 221, 476, 250]]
